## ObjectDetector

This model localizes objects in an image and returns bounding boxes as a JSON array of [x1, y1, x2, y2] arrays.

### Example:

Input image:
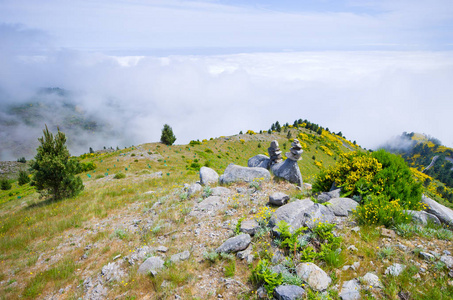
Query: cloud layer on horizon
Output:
[[1, 47, 453, 160]]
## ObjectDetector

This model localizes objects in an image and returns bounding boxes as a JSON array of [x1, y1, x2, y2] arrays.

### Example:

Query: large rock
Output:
[[273, 285, 305, 300], [327, 198, 358, 217], [271, 159, 303, 186], [302, 203, 336, 229], [216, 234, 251, 253], [296, 262, 331, 292], [440, 255, 453, 269], [219, 164, 271, 184], [362, 272, 383, 288], [421, 195, 453, 225], [339, 279, 361, 300], [269, 199, 315, 231], [137, 256, 164, 275], [187, 183, 202, 197], [210, 186, 232, 196], [199, 167, 219, 186], [170, 250, 190, 263], [240, 219, 260, 236], [269, 192, 290, 206], [248, 154, 270, 169], [190, 196, 225, 216], [317, 189, 341, 203], [404, 210, 441, 225]]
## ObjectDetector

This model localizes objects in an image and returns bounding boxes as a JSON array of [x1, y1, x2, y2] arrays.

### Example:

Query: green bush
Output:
[[30, 126, 83, 200], [313, 149, 422, 209], [76, 161, 97, 173], [17, 157, 26, 163], [160, 124, 176, 146], [114, 173, 126, 179], [353, 194, 412, 227], [250, 259, 282, 297], [1, 179, 12, 190], [18, 170, 31, 185]]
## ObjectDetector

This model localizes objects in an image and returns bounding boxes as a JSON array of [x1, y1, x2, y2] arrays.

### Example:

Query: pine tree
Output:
[[30, 125, 83, 200], [18, 170, 31, 185], [160, 124, 176, 145]]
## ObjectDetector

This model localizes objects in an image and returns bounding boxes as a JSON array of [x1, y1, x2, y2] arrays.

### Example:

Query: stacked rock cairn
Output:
[[285, 139, 303, 161], [268, 140, 283, 166]]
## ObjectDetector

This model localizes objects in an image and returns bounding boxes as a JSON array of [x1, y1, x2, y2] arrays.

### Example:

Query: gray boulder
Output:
[[404, 210, 440, 225], [199, 166, 219, 186], [240, 219, 260, 236], [302, 203, 336, 229], [194, 196, 224, 213], [339, 279, 361, 300], [440, 255, 453, 269], [216, 234, 251, 253], [269, 192, 290, 206], [137, 257, 164, 275], [248, 154, 270, 169], [187, 183, 202, 197], [317, 188, 341, 203], [271, 159, 303, 186], [421, 195, 453, 225], [273, 285, 305, 300], [362, 272, 383, 288], [296, 262, 331, 291], [269, 199, 315, 231], [210, 186, 232, 196], [170, 250, 190, 263], [219, 164, 271, 184], [327, 198, 358, 217]]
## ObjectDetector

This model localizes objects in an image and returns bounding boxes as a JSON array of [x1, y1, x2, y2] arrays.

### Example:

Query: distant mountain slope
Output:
[[0, 88, 117, 160]]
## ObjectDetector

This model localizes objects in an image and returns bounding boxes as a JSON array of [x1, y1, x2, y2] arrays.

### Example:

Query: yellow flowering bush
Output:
[[353, 195, 412, 227], [314, 150, 422, 209]]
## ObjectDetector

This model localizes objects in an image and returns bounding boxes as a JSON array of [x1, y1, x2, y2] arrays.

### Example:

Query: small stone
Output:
[[296, 262, 331, 292], [339, 279, 361, 300], [351, 226, 360, 233], [216, 234, 251, 253], [269, 192, 290, 206], [419, 252, 435, 261], [170, 250, 190, 263], [440, 255, 453, 268], [157, 246, 168, 253], [380, 228, 396, 239], [138, 257, 165, 275], [240, 219, 260, 236], [362, 272, 383, 288], [273, 285, 306, 300]]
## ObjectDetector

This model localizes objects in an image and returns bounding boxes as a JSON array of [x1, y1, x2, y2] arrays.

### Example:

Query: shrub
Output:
[[1, 179, 12, 190], [18, 170, 31, 185], [76, 161, 97, 173], [189, 140, 201, 146], [160, 124, 176, 145], [250, 259, 282, 297], [313, 150, 422, 209], [114, 172, 126, 179], [17, 157, 26, 163], [30, 125, 83, 200], [353, 194, 412, 226]]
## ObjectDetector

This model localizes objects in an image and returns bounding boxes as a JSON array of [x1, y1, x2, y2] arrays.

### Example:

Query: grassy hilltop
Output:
[[0, 123, 452, 299]]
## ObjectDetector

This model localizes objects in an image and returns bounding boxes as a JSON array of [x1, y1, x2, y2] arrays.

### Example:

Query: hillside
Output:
[[1, 125, 453, 299]]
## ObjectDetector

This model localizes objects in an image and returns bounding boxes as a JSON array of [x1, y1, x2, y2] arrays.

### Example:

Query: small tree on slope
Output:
[[31, 125, 83, 200], [160, 124, 176, 145]]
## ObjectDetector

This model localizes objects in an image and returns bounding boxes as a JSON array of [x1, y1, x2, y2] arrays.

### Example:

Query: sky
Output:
[[1, 0, 453, 158]]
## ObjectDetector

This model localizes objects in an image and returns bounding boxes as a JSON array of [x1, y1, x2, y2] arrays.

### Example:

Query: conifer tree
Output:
[[31, 125, 83, 200], [160, 124, 176, 145]]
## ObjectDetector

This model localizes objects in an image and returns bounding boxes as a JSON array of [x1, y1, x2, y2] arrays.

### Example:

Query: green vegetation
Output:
[[314, 149, 422, 210], [30, 126, 84, 200], [17, 170, 31, 186], [160, 124, 176, 146], [1, 178, 12, 190], [114, 172, 126, 179]]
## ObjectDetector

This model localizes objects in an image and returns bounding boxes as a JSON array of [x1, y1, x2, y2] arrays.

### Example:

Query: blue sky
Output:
[[1, 0, 453, 157]]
